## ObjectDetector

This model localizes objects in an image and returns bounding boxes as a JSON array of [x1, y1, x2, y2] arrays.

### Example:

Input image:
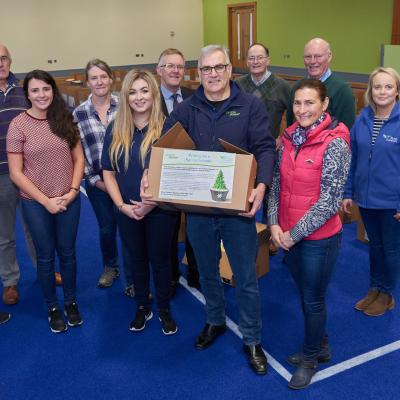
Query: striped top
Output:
[[371, 117, 387, 145]]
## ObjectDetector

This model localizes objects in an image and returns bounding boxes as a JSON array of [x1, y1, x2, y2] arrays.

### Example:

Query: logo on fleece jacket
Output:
[[225, 110, 240, 117], [383, 134, 398, 144]]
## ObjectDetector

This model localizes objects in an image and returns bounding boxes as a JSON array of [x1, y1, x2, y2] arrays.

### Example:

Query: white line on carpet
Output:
[[312, 340, 400, 382], [179, 277, 400, 385]]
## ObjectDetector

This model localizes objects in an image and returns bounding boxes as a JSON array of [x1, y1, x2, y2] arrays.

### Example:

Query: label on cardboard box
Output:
[[159, 149, 236, 203]]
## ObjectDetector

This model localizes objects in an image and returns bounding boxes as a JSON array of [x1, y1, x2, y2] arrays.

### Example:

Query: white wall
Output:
[[1, 0, 204, 73]]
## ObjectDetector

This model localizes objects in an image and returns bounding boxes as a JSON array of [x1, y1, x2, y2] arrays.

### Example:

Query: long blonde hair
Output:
[[109, 69, 164, 171]]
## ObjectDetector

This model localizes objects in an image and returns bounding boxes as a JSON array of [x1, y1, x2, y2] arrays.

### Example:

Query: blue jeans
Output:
[[359, 207, 400, 294], [85, 182, 118, 268], [186, 214, 261, 345], [116, 208, 177, 310], [21, 197, 81, 308], [285, 232, 341, 361]]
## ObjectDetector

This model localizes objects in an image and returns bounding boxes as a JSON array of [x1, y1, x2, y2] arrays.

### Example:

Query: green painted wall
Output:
[[203, 0, 393, 74]]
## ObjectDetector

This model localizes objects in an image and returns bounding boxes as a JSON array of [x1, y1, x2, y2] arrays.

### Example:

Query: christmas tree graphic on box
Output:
[[210, 170, 230, 201]]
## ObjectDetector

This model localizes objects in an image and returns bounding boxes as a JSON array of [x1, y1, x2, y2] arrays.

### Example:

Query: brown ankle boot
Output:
[[354, 289, 379, 311], [364, 292, 395, 316]]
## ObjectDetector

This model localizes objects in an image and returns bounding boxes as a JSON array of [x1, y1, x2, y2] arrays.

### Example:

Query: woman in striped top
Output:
[[342, 67, 400, 317]]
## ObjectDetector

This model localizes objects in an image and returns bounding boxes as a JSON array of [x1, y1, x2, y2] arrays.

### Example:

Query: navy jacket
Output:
[[0, 73, 29, 174], [344, 102, 400, 210], [163, 81, 276, 186]]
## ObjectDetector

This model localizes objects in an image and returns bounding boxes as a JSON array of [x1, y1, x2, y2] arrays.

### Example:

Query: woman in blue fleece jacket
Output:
[[342, 67, 400, 316]]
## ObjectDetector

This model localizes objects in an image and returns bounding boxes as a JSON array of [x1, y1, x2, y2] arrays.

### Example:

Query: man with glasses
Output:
[[287, 37, 355, 129], [157, 48, 194, 116], [143, 45, 275, 375], [237, 43, 290, 143], [237, 43, 290, 252], [156, 48, 200, 295], [0, 43, 35, 315]]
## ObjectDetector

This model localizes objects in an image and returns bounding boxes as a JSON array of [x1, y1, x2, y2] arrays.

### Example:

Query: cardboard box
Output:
[[147, 122, 257, 214], [181, 222, 270, 285], [219, 222, 270, 286], [177, 212, 186, 243], [357, 218, 369, 243], [339, 203, 360, 224]]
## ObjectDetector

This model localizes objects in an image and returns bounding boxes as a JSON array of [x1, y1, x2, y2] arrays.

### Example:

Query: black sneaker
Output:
[[64, 302, 83, 327], [159, 309, 178, 335], [48, 307, 68, 333], [0, 311, 11, 324], [129, 307, 153, 331]]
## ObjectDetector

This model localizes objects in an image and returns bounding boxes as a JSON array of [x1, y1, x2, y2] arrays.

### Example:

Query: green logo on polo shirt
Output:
[[226, 111, 240, 117]]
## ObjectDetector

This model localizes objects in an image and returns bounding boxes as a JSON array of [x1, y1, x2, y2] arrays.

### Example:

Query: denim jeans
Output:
[[186, 214, 262, 345], [21, 196, 81, 308], [359, 207, 400, 294], [0, 174, 36, 286], [116, 208, 177, 310], [85, 181, 118, 268], [285, 232, 342, 361]]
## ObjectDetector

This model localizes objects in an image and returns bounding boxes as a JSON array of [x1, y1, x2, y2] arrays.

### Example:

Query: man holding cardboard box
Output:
[[142, 45, 275, 375]]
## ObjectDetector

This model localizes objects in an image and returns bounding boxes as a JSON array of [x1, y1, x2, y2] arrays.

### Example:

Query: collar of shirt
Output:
[[160, 85, 182, 115], [87, 93, 118, 117], [251, 70, 271, 86], [309, 68, 332, 82], [1, 72, 17, 94]]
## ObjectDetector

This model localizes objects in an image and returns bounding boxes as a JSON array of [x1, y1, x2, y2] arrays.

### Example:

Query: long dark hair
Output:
[[23, 70, 79, 149]]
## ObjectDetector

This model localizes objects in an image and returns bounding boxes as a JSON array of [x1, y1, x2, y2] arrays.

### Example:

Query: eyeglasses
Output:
[[303, 53, 329, 62], [199, 64, 229, 74], [247, 56, 268, 62], [0, 55, 10, 63], [159, 63, 185, 71]]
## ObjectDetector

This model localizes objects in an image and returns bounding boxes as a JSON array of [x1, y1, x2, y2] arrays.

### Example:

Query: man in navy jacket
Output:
[[0, 43, 35, 320], [143, 44, 275, 374]]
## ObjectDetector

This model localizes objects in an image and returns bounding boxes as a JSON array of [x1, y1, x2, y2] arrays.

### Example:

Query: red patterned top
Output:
[[7, 112, 73, 200]]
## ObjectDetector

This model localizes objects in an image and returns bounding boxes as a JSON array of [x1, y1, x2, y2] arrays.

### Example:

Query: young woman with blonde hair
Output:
[[102, 69, 178, 334], [343, 67, 400, 316]]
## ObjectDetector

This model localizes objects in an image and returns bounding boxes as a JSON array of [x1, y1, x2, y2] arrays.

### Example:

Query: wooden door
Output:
[[228, 2, 257, 70]]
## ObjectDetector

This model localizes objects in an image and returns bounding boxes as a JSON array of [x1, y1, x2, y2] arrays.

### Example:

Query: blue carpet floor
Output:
[[1, 194, 400, 400]]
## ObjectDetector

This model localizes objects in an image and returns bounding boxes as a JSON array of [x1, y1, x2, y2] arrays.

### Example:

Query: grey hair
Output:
[[304, 37, 332, 55], [0, 43, 11, 62], [198, 45, 230, 67]]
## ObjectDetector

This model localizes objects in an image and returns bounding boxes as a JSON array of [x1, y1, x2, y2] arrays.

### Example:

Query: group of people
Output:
[[0, 36, 399, 391]]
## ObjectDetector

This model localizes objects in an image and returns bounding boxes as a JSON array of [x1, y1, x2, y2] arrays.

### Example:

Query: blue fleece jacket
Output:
[[0, 73, 29, 174], [343, 102, 400, 210], [162, 81, 276, 186]]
